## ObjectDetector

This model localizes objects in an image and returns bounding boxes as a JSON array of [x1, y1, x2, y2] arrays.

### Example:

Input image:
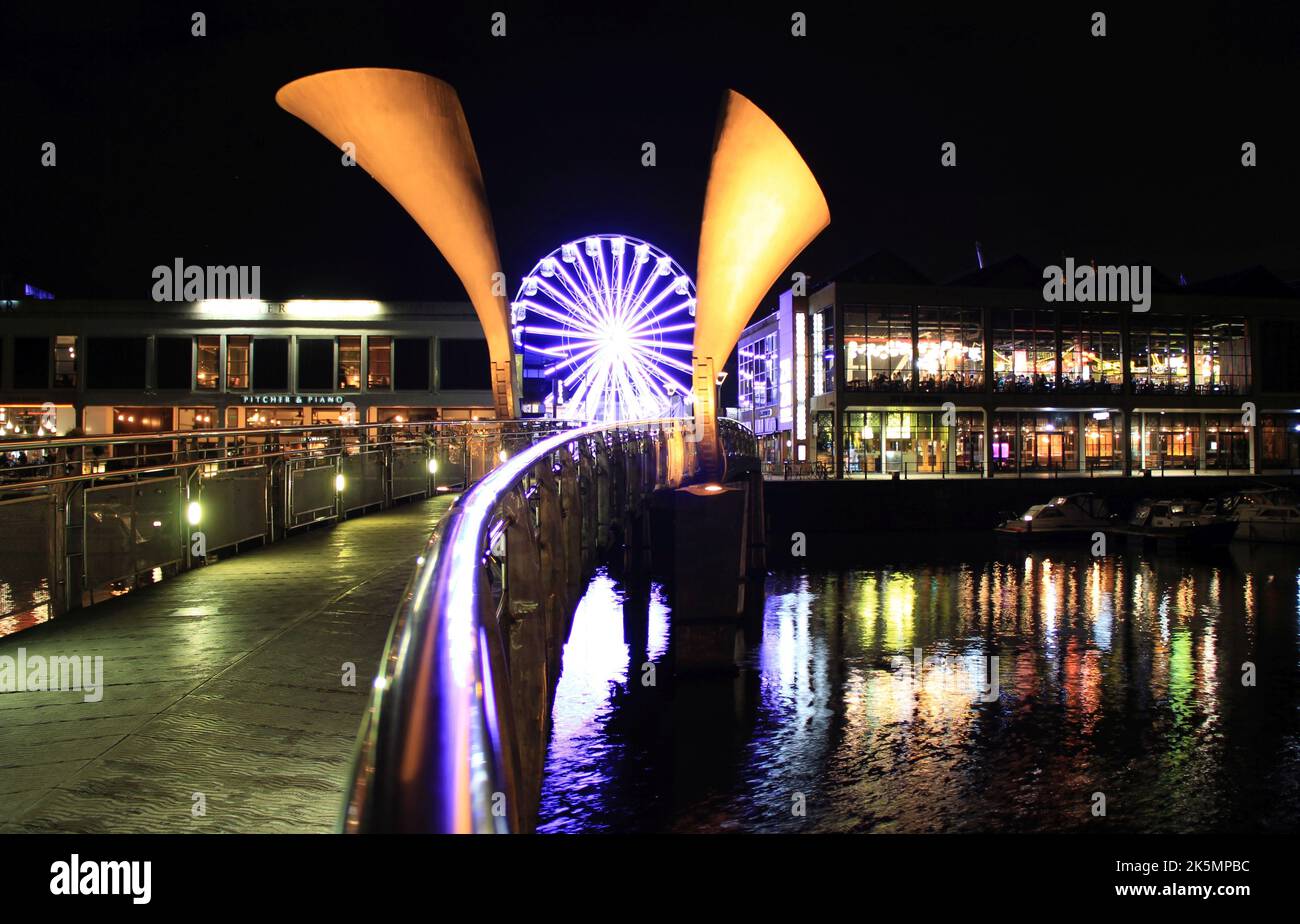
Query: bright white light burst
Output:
[[512, 234, 696, 421]]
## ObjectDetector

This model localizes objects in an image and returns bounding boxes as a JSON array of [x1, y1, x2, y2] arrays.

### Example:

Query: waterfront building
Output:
[[737, 252, 1300, 477], [0, 298, 498, 439]]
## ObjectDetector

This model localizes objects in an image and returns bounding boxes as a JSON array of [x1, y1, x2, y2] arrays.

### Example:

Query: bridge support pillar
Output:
[[741, 468, 767, 638], [670, 482, 749, 674], [501, 486, 548, 831]]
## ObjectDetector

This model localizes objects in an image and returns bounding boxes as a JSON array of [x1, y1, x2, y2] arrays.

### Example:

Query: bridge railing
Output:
[[343, 416, 757, 833], [0, 418, 583, 627]]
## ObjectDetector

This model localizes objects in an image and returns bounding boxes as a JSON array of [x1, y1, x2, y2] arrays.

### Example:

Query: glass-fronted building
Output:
[[0, 298, 498, 439], [736, 310, 783, 463], [736, 253, 1300, 478]]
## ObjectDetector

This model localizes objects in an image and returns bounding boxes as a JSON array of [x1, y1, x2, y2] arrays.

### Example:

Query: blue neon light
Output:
[[512, 234, 696, 421]]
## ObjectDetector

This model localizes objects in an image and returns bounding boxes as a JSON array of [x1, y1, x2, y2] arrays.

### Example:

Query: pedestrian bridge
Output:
[[0, 417, 759, 833], [0, 63, 829, 833]]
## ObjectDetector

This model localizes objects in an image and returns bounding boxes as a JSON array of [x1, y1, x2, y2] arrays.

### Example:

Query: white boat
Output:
[[1119, 499, 1237, 547], [995, 493, 1115, 540], [1223, 488, 1300, 544]]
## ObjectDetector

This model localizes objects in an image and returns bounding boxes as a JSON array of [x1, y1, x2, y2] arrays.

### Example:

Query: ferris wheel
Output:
[[511, 234, 696, 421]]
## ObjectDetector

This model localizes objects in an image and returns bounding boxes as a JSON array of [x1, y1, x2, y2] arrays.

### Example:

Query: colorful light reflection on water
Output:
[[0, 577, 52, 637], [537, 545, 1300, 833]]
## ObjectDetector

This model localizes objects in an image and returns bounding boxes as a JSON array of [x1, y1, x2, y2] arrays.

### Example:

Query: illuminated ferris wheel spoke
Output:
[[606, 239, 633, 319], [558, 338, 617, 386], [516, 299, 580, 329], [513, 234, 697, 422], [573, 252, 608, 314], [551, 343, 605, 381], [623, 264, 663, 326], [535, 278, 601, 331], [551, 261, 596, 310], [655, 371, 693, 396], [529, 280, 589, 319], [577, 358, 613, 412], [537, 332, 612, 348], [621, 347, 693, 386], [628, 305, 695, 336], [635, 321, 697, 340], [635, 355, 675, 401], [592, 242, 615, 312], [611, 245, 628, 312], [521, 342, 571, 358], [539, 263, 599, 324], [622, 278, 683, 331], [631, 347, 695, 376], [620, 256, 647, 319], [518, 325, 581, 339], [624, 358, 669, 406]]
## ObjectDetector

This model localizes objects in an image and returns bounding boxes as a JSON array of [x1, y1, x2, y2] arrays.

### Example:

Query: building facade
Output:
[[0, 298, 498, 438], [736, 255, 1300, 478]]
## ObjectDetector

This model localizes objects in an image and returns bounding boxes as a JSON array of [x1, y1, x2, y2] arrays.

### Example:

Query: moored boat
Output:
[[995, 493, 1115, 540], [1221, 487, 1300, 544], [1117, 498, 1237, 548]]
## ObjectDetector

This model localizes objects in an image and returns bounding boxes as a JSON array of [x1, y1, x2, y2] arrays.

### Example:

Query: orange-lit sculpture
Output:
[[277, 72, 826, 438], [692, 90, 830, 475], [276, 68, 517, 418]]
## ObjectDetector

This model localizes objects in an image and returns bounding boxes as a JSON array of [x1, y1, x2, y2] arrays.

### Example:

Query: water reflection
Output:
[[536, 574, 670, 833], [0, 577, 52, 637], [538, 541, 1300, 833]]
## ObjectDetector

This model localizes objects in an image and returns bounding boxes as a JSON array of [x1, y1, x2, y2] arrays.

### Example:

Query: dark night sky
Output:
[[4, 1, 1300, 308]]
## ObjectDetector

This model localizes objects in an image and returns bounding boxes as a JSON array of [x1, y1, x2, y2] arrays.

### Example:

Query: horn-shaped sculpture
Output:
[[276, 68, 517, 418], [692, 90, 830, 476]]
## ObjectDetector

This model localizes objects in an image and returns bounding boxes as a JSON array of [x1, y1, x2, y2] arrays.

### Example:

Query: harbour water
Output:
[[537, 540, 1300, 833]]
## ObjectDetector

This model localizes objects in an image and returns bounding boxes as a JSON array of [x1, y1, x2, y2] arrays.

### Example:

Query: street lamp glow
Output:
[[335, 473, 346, 492], [427, 457, 439, 475], [187, 501, 203, 526]]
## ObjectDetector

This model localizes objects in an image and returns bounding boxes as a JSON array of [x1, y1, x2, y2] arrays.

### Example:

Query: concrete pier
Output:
[[669, 482, 750, 673]]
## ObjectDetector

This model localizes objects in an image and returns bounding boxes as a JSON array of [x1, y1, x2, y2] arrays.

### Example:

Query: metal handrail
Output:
[[0, 419, 587, 494], [343, 416, 751, 833], [1, 417, 598, 625], [0, 417, 577, 453]]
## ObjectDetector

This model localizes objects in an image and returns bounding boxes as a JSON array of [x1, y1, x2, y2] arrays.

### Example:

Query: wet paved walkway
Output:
[[0, 495, 454, 833]]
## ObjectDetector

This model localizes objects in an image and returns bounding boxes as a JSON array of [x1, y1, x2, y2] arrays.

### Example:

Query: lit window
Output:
[[368, 336, 392, 390], [197, 336, 220, 390], [1192, 317, 1250, 395], [1060, 311, 1121, 395], [844, 306, 914, 391], [916, 307, 983, 393], [992, 308, 1056, 393], [339, 336, 362, 390], [1128, 318, 1190, 395], [227, 335, 251, 390], [53, 336, 77, 388]]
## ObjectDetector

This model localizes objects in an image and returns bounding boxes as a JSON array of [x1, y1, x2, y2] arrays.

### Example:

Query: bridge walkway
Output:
[[0, 494, 454, 833]]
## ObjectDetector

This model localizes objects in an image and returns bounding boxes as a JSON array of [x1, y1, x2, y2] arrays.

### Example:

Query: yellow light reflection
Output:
[[882, 572, 915, 652]]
